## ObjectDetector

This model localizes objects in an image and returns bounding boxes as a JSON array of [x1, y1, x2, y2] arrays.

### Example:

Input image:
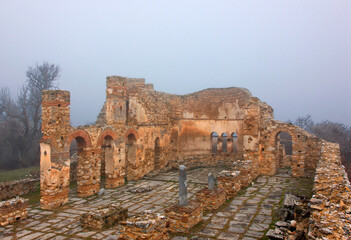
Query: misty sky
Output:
[[0, 1, 350, 126]]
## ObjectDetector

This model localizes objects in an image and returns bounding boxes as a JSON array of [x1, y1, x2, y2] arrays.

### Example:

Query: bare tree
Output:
[[294, 114, 314, 133], [0, 62, 61, 169]]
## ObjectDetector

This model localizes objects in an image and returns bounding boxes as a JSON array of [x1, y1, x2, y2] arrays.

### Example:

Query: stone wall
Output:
[[0, 197, 28, 226], [40, 75, 340, 210], [308, 141, 351, 239], [0, 178, 39, 201]]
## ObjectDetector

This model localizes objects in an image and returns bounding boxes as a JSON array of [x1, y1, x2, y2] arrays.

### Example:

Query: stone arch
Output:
[[268, 128, 298, 144], [125, 128, 139, 142], [264, 125, 304, 176], [97, 128, 119, 146], [66, 129, 92, 149], [211, 132, 218, 153]]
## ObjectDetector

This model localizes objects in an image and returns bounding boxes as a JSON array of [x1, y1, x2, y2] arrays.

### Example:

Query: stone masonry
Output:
[[40, 75, 332, 210], [35, 75, 350, 237]]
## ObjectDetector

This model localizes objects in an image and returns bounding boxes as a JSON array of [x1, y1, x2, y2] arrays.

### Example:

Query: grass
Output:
[[0, 166, 40, 183]]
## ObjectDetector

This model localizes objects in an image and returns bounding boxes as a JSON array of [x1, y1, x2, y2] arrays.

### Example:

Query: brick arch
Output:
[[66, 129, 92, 148], [268, 127, 298, 143], [125, 128, 139, 141], [97, 128, 119, 146]]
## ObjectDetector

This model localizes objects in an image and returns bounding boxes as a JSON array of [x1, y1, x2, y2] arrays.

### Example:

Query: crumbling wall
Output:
[[308, 141, 351, 239], [0, 178, 39, 201], [258, 120, 322, 177], [41, 75, 335, 210]]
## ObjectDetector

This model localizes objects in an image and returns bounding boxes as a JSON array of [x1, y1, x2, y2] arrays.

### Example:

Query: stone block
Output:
[[0, 197, 28, 226], [164, 200, 203, 233], [80, 204, 127, 230], [195, 187, 226, 210], [119, 212, 169, 240]]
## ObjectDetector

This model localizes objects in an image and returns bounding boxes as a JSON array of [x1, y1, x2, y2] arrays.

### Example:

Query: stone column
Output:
[[179, 165, 188, 206]]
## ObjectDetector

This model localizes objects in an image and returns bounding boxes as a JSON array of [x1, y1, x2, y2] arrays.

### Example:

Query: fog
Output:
[[0, 0, 350, 126]]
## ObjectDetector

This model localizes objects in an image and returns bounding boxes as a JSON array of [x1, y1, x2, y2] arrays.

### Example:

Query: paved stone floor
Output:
[[0, 167, 313, 240]]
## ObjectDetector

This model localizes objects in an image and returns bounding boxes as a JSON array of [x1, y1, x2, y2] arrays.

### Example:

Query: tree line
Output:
[[0, 62, 60, 169], [289, 115, 351, 180]]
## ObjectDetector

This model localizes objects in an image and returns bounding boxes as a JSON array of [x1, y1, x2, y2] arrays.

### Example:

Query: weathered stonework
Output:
[[164, 201, 203, 233], [195, 187, 226, 210], [0, 197, 28, 226], [119, 212, 169, 240], [0, 178, 39, 201], [308, 141, 351, 239], [80, 204, 127, 230], [39, 75, 348, 213]]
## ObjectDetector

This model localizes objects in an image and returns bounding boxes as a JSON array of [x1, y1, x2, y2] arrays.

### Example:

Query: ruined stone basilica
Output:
[[40, 76, 323, 209]]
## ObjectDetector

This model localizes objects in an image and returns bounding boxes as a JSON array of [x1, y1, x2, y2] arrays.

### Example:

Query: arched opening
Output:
[[222, 133, 228, 152], [211, 132, 218, 153], [69, 136, 87, 193], [232, 132, 238, 154], [275, 131, 292, 168], [101, 135, 113, 188], [126, 134, 137, 180], [154, 137, 161, 169]]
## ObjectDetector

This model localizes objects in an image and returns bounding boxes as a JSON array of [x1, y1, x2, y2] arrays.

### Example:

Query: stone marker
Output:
[[179, 165, 188, 206], [208, 173, 215, 191]]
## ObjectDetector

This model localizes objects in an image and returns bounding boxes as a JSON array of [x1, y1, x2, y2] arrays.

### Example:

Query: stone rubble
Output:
[[0, 197, 28, 226], [80, 204, 127, 230], [119, 211, 169, 239]]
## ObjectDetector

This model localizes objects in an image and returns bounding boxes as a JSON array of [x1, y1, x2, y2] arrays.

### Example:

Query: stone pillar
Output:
[[40, 90, 71, 210], [165, 165, 204, 233], [179, 165, 188, 206], [196, 173, 226, 210], [77, 149, 100, 197], [208, 173, 215, 191]]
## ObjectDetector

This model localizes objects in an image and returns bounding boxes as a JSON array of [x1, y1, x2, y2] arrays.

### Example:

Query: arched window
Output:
[[231, 132, 238, 154], [211, 132, 218, 153], [222, 133, 228, 152]]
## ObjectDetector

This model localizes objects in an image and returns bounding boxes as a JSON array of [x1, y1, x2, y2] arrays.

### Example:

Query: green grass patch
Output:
[[0, 166, 40, 183], [22, 187, 41, 206]]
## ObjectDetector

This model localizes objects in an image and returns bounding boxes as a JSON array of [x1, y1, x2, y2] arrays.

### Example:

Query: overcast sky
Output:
[[0, 0, 350, 126]]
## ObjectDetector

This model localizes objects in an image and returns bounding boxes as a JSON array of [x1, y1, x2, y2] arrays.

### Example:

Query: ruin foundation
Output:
[[164, 200, 203, 233], [80, 204, 127, 230], [0, 197, 28, 226], [119, 212, 169, 240], [195, 187, 226, 210]]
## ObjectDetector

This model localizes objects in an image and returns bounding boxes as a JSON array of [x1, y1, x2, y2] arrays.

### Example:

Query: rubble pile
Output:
[[119, 211, 169, 240], [80, 204, 127, 230], [267, 194, 310, 240]]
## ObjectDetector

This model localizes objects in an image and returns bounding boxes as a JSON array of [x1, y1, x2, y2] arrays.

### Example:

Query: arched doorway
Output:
[[100, 135, 114, 188], [126, 134, 137, 180], [211, 132, 218, 153], [154, 137, 161, 170], [275, 131, 292, 168], [231, 132, 238, 154], [69, 136, 87, 196], [222, 133, 228, 152]]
